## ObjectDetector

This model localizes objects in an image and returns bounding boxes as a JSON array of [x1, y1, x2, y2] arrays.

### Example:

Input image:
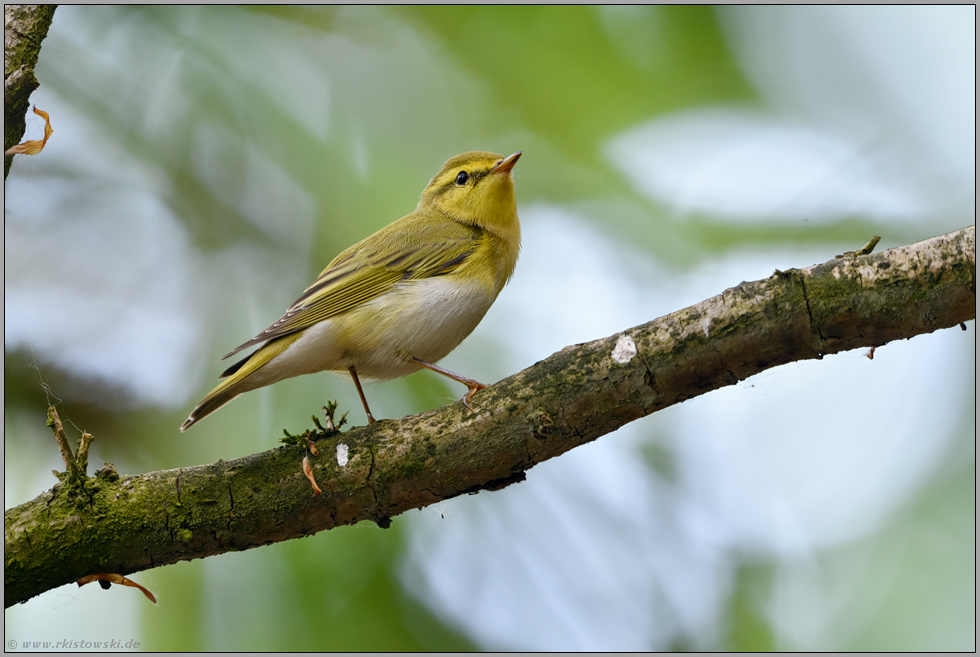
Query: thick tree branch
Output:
[[4, 226, 975, 607], [4, 4, 56, 179]]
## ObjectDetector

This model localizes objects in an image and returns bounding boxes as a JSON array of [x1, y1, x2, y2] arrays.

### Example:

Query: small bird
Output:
[[180, 150, 522, 431]]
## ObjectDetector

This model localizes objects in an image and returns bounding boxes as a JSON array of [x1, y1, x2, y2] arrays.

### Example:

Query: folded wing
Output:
[[221, 219, 484, 361]]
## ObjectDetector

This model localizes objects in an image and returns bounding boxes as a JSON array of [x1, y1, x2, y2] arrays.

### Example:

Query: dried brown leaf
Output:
[[77, 573, 158, 605], [302, 455, 322, 497], [5, 106, 54, 156]]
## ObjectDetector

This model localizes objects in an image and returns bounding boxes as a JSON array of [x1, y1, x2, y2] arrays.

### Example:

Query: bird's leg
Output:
[[347, 365, 376, 425], [410, 358, 486, 412]]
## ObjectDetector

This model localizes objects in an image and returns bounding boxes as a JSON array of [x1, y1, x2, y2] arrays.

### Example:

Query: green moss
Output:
[[400, 460, 424, 479]]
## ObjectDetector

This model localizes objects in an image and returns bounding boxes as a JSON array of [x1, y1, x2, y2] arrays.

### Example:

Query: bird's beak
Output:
[[491, 151, 522, 174]]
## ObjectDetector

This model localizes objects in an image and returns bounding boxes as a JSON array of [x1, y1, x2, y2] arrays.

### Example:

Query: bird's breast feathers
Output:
[[266, 276, 499, 381]]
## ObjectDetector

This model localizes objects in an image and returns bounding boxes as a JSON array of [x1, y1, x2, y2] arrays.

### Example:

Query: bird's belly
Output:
[[270, 277, 496, 381], [349, 277, 496, 378]]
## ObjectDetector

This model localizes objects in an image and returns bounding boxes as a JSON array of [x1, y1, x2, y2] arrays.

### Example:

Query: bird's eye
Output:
[[455, 171, 469, 186]]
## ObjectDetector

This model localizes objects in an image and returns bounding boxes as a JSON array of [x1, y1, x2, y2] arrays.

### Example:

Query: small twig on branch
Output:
[[837, 235, 881, 257], [46, 406, 77, 476], [45, 406, 93, 487]]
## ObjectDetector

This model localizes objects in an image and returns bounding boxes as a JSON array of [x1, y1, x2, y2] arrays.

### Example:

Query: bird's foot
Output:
[[461, 382, 487, 412]]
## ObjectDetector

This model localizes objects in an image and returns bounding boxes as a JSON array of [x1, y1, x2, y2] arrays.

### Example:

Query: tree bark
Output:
[[4, 4, 57, 179], [4, 226, 975, 607]]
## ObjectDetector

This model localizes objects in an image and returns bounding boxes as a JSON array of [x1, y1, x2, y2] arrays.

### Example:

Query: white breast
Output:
[[264, 277, 497, 382]]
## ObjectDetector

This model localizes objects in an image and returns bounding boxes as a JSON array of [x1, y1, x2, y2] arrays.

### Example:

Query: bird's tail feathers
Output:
[[180, 385, 242, 432], [180, 333, 302, 431]]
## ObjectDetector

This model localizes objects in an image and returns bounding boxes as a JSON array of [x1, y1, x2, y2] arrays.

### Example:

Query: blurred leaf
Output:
[[403, 6, 753, 159], [725, 565, 776, 651]]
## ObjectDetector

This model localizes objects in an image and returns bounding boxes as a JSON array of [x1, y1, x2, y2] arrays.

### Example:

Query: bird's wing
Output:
[[221, 220, 484, 360]]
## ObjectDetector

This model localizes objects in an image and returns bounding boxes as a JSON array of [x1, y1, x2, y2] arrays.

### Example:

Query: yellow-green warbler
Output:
[[181, 150, 521, 431]]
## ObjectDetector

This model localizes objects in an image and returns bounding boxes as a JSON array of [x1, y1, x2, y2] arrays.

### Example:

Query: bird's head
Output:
[[419, 151, 521, 235]]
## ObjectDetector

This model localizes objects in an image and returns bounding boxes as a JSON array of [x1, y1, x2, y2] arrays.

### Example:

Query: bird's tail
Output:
[[179, 333, 302, 431], [179, 381, 242, 432]]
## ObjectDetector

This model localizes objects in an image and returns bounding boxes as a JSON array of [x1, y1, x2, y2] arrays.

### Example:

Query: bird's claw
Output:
[[462, 383, 486, 412]]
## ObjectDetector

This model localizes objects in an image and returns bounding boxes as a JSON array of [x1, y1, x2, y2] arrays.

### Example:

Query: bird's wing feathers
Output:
[[222, 220, 483, 360]]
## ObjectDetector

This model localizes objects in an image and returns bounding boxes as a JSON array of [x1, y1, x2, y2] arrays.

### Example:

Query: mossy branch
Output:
[[4, 226, 975, 607], [4, 4, 57, 179]]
